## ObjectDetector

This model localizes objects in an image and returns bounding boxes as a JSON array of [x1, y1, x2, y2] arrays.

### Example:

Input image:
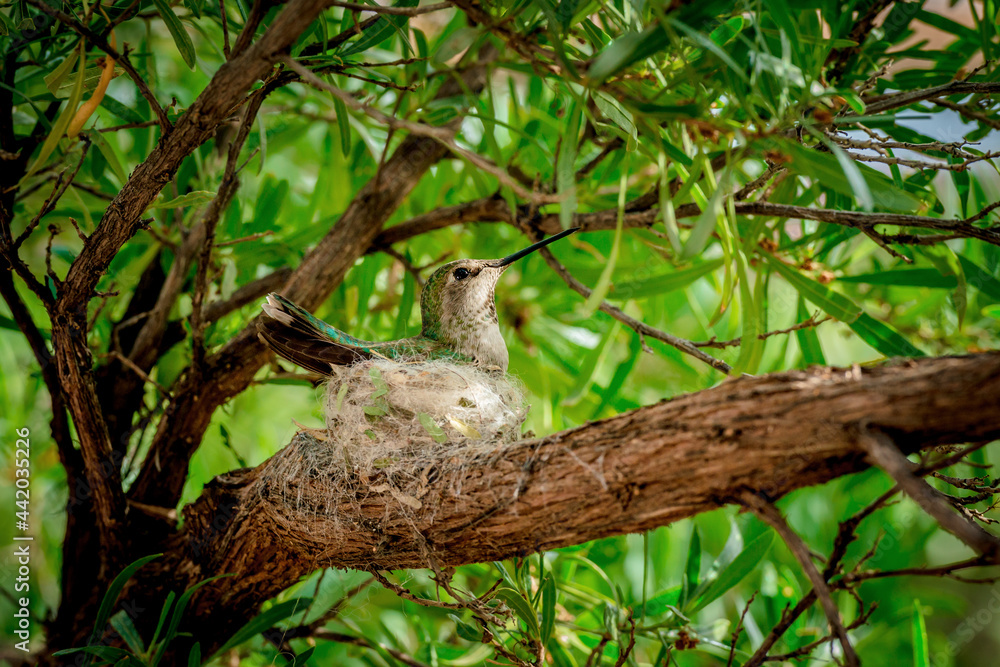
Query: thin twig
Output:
[[693, 315, 831, 349], [15, 140, 91, 250], [726, 592, 756, 667], [312, 628, 431, 667], [215, 230, 273, 247], [219, 0, 231, 60], [931, 97, 1000, 131], [97, 119, 159, 133], [104, 351, 173, 397], [329, 0, 452, 15], [535, 241, 732, 374], [840, 556, 998, 585], [859, 428, 1000, 557], [741, 492, 860, 667], [282, 56, 557, 205], [370, 571, 470, 611], [380, 245, 427, 287]]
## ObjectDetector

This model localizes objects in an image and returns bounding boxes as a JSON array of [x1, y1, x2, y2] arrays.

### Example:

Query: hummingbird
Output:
[[258, 228, 578, 375]]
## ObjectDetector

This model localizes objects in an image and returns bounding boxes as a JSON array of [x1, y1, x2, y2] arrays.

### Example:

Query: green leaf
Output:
[[52, 646, 134, 661], [912, 601, 929, 667], [109, 610, 145, 655], [643, 586, 682, 617], [612, 259, 724, 300], [918, 246, 966, 326], [450, 614, 482, 642], [339, 0, 418, 56], [332, 94, 352, 157], [778, 140, 922, 212], [592, 333, 641, 418], [433, 26, 479, 64], [188, 642, 201, 667], [766, 256, 862, 323], [587, 24, 669, 83], [795, 297, 825, 366], [848, 313, 925, 358], [594, 92, 637, 147], [152, 574, 234, 666], [212, 598, 313, 658], [90, 554, 162, 645], [493, 588, 540, 640], [148, 591, 176, 655], [418, 412, 448, 443], [151, 0, 197, 69], [44, 47, 80, 95], [564, 321, 619, 406], [828, 140, 873, 211], [540, 576, 556, 645], [147, 190, 217, 210], [1, 314, 49, 338], [690, 531, 773, 612], [25, 42, 87, 181], [291, 647, 315, 666], [837, 269, 957, 288], [90, 130, 128, 184], [680, 527, 701, 608], [732, 248, 764, 375], [957, 256, 1000, 301], [99, 94, 146, 125], [557, 97, 583, 231], [393, 269, 416, 339], [583, 173, 626, 314], [682, 184, 723, 260], [629, 101, 702, 120], [658, 153, 681, 252], [667, 17, 748, 83]]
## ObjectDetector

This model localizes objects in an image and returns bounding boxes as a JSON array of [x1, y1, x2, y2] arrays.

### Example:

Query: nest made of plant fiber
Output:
[[256, 358, 528, 533]]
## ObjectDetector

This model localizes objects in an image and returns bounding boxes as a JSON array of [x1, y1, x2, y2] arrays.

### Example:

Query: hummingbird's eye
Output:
[[452, 267, 470, 280]]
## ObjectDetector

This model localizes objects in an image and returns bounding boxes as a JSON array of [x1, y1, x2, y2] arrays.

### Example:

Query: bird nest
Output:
[[256, 358, 528, 536]]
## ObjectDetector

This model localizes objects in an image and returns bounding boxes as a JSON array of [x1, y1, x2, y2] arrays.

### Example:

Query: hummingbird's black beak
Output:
[[492, 227, 580, 268]]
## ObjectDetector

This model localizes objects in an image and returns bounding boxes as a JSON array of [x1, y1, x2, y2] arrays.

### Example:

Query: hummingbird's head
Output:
[[419, 228, 578, 370]]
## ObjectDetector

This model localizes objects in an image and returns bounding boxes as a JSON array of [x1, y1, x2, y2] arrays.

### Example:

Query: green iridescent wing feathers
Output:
[[258, 293, 380, 374], [258, 293, 471, 374]]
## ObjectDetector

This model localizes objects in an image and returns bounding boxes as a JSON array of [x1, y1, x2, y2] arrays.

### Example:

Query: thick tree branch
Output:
[[127, 353, 1000, 656], [39, 0, 337, 586]]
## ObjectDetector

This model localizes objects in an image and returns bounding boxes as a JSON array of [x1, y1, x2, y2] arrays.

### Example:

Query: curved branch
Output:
[[136, 353, 1000, 655], [372, 195, 1000, 248]]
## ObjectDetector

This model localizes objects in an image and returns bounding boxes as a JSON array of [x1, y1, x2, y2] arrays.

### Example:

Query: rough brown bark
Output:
[[41, 0, 337, 563], [118, 353, 1000, 657]]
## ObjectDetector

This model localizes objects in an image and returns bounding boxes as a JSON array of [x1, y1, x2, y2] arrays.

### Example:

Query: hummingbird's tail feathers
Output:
[[258, 293, 375, 375]]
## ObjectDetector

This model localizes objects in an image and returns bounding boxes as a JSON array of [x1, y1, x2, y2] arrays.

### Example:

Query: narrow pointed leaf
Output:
[[151, 0, 197, 69]]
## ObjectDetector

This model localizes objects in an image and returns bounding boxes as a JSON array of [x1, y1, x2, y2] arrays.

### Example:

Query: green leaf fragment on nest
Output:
[[418, 412, 448, 443]]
